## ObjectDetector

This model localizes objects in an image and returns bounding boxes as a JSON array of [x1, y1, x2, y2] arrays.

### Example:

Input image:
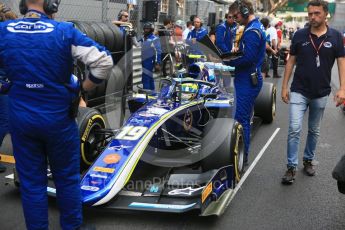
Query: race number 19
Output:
[[116, 126, 148, 140]]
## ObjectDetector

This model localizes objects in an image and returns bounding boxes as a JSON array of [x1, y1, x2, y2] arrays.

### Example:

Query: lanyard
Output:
[[309, 34, 327, 56]]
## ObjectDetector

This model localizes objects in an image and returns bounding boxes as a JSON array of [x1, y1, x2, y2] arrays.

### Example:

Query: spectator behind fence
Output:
[[112, 9, 139, 47]]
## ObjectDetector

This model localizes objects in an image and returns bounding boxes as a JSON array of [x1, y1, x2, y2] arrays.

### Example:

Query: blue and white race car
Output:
[[13, 62, 276, 216]]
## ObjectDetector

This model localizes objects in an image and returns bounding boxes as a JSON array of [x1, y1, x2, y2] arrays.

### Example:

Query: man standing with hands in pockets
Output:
[[281, 0, 345, 184]]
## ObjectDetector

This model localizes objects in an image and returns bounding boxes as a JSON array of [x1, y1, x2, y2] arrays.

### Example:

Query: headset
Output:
[[236, 0, 249, 19], [117, 9, 127, 20], [19, 0, 61, 15]]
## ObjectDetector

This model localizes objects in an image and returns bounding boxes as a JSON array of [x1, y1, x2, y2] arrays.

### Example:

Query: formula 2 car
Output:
[[11, 62, 276, 216]]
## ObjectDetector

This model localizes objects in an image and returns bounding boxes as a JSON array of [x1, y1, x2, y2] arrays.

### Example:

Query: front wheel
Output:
[[77, 107, 106, 171], [200, 118, 245, 184]]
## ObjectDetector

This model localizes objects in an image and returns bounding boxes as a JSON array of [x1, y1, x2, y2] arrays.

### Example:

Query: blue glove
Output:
[[0, 79, 12, 94], [64, 74, 80, 93]]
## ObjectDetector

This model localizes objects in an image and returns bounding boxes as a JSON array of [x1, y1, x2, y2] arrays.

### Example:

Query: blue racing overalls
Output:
[[0, 68, 8, 145], [139, 33, 161, 90], [225, 18, 266, 157], [215, 22, 237, 53], [0, 10, 113, 230]]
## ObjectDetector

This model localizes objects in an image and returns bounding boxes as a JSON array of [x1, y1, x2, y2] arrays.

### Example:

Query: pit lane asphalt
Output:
[[1, 65, 345, 230]]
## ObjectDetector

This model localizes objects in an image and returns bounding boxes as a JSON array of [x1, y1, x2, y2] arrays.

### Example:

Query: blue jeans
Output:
[[287, 92, 328, 168]]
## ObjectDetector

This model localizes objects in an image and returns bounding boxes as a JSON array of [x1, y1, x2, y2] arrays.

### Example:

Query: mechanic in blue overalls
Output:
[[225, 0, 266, 165], [0, 3, 17, 173], [186, 16, 208, 64], [138, 22, 162, 90], [0, 0, 113, 229], [0, 67, 8, 173], [215, 13, 237, 53], [215, 13, 237, 91]]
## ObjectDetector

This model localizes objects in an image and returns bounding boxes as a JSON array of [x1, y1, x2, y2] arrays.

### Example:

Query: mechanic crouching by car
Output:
[[138, 22, 162, 90], [224, 0, 266, 165], [0, 2, 18, 173], [0, 0, 113, 229]]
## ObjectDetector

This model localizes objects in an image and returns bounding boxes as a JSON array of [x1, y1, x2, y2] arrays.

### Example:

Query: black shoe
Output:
[[281, 167, 296, 185], [303, 160, 316, 176], [0, 162, 6, 173]]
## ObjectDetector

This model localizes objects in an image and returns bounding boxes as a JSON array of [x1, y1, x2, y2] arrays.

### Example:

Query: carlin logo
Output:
[[323, 42, 332, 48], [7, 21, 54, 33], [103, 154, 121, 164], [183, 109, 193, 131], [81, 185, 99, 192]]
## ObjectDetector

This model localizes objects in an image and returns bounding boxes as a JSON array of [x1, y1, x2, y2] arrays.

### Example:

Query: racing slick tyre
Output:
[[254, 82, 276, 123], [201, 118, 245, 184], [106, 23, 124, 52], [71, 21, 97, 41], [96, 22, 116, 54], [88, 22, 106, 47], [77, 107, 106, 171]]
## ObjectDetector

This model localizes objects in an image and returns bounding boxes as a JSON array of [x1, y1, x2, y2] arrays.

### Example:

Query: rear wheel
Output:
[[77, 107, 106, 171], [254, 82, 276, 123]]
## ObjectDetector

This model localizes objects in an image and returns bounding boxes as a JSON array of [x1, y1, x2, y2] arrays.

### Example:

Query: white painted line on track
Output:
[[5, 174, 14, 179], [229, 128, 281, 202]]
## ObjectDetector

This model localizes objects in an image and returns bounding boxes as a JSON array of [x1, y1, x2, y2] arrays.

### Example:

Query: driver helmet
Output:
[[143, 22, 154, 33], [180, 83, 199, 101], [143, 22, 154, 29]]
